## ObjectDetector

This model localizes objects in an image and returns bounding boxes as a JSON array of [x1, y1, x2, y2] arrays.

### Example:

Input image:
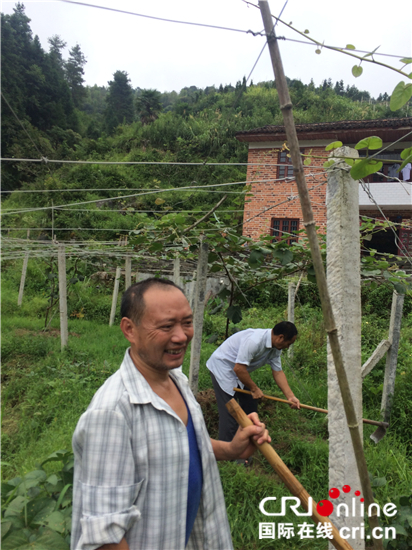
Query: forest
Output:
[[2, 3, 410, 243]]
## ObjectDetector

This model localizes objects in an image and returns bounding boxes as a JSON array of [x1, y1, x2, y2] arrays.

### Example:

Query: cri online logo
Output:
[[260, 484, 397, 518]]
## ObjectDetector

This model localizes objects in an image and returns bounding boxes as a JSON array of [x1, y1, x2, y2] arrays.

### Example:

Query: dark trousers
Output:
[[210, 371, 258, 442]]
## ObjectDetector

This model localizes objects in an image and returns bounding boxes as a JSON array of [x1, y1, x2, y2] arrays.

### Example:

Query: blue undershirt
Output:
[[174, 384, 203, 547]]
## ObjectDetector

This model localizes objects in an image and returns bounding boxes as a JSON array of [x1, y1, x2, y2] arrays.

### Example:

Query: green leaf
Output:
[[1, 521, 13, 541], [30, 528, 70, 549], [303, 158, 311, 165], [390, 524, 408, 536], [226, 305, 242, 324], [248, 249, 265, 268], [354, 136, 383, 150], [44, 511, 67, 533], [304, 29, 310, 34], [206, 334, 219, 344], [273, 249, 294, 265], [323, 159, 335, 168], [399, 496, 412, 506], [393, 282, 407, 294], [350, 158, 383, 179], [325, 141, 343, 151], [371, 476, 387, 487], [4, 496, 29, 518], [346, 44, 356, 50], [1, 530, 30, 550], [400, 57, 412, 64], [390, 81, 412, 111], [27, 497, 56, 525], [209, 264, 221, 273], [148, 242, 163, 252], [352, 65, 363, 77], [399, 152, 412, 171]]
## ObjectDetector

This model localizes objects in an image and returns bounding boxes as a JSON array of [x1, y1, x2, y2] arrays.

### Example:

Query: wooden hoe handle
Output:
[[226, 399, 354, 550], [234, 388, 389, 429]]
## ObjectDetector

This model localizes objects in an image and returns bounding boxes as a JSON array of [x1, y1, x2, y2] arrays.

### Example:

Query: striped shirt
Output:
[[71, 349, 233, 550]]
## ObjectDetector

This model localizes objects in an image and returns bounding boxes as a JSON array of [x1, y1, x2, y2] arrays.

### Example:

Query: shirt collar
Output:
[[119, 348, 190, 407]]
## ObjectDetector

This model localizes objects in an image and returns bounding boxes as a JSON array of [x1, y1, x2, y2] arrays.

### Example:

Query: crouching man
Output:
[[71, 278, 270, 550]]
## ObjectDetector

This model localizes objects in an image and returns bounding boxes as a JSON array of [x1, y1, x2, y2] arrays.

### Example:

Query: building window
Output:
[[271, 218, 300, 244], [278, 150, 294, 179], [277, 149, 305, 180]]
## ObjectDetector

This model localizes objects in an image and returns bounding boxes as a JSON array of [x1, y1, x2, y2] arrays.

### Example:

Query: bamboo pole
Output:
[[234, 388, 388, 428], [258, 2, 382, 547], [226, 399, 354, 550]]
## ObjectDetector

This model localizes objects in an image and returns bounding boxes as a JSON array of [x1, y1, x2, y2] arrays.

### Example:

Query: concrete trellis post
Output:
[[109, 266, 122, 326], [189, 239, 209, 395], [173, 257, 181, 287], [189, 270, 196, 310], [18, 252, 30, 306], [379, 292, 404, 423], [287, 281, 296, 358], [57, 245, 68, 349], [125, 256, 132, 289], [326, 147, 363, 550]]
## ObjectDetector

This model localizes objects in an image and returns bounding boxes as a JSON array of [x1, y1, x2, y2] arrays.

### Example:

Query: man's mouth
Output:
[[166, 348, 184, 355]]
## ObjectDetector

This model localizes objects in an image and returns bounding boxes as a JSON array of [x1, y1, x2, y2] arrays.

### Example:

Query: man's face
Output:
[[127, 286, 194, 372], [271, 333, 297, 350]]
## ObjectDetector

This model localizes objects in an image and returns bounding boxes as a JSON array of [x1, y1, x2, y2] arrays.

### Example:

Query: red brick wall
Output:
[[242, 147, 328, 240]]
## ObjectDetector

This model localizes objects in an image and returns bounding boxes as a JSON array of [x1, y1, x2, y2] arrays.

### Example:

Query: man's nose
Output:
[[171, 324, 188, 342]]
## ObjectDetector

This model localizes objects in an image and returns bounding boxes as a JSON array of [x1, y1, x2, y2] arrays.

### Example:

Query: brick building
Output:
[[236, 118, 412, 258]]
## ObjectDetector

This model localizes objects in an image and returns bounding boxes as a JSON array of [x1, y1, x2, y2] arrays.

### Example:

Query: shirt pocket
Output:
[[81, 478, 145, 516]]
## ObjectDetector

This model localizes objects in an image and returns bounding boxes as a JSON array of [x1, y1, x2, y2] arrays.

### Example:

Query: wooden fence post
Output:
[[18, 252, 29, 306], [125, 256, 132, 289], [189, 239, 209, 395], [57, 245, 68, 349], [109, 266, 121, 326], [287, 281, 296, 358]]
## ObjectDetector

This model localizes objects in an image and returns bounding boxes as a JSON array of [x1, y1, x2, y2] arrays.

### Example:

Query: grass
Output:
[[1, 260, 412, 549]]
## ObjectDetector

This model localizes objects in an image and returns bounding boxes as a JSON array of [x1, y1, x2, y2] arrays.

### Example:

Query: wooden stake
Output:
[[109, 266, 121, 326], [189, 238, 208, 394], [258, 2, 382, 547], [226, 399, 354, 550], [57, 245, 68, 349]]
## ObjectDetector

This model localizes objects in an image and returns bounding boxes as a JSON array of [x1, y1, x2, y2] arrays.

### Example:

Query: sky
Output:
[[1, 0, 412, 98]]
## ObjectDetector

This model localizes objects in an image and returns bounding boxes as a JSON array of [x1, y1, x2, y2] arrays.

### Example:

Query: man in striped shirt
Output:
[[71, 278, 270, 550]]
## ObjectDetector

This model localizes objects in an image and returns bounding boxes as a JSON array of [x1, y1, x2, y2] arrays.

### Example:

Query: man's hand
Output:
[[251, 387, 264, 400], [288, 396, 300, 409], [229, 412, 271, 460]]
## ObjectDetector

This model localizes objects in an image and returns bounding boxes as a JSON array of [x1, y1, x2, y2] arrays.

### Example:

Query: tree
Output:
[[104, 71, 134, 133], [136, 89, 163, 125], [65, 44, 87, 107]]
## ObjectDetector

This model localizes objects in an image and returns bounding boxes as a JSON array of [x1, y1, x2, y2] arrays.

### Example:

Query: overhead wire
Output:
[[58, 0, 266, 36]]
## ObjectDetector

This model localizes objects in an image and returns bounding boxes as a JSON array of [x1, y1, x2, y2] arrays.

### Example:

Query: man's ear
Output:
[[120, 317, 135, 343]]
